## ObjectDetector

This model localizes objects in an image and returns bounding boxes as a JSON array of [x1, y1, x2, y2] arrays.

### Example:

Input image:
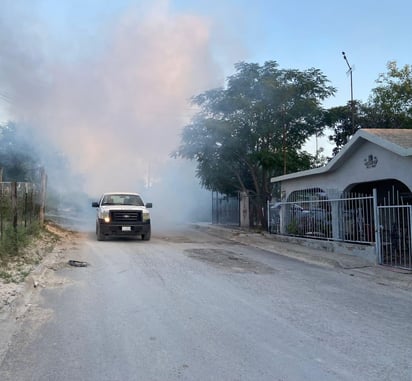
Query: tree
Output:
[[174, 61, 335, 227], [328, 61, 412, 155], [325, 100, 365, 155], [366, 61, 412, 129], [0, 122, 40, 181]]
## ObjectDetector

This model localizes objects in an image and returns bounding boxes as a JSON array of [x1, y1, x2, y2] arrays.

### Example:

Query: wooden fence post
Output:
[[0, 174, 3, 239], [12, 181, 18, 230], [39, 168, 47, 227]]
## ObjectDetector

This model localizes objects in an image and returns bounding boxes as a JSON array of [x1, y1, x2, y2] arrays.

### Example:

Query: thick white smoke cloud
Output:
[[0, 1, 223, 201], [0, 0, 232, 227], [0, 0, 237, 227]]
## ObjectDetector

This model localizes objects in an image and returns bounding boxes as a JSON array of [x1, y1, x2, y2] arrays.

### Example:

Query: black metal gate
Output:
[[378, 204, 412, 270], [211, 192, 240, 226]]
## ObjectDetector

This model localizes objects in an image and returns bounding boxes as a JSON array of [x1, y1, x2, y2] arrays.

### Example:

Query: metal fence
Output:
[[212, 192, 269, 228], [269, 191, 375, 244], [0, 182, 42, 240], [212, 192, 240, 225], [377, 190, 412, 270], [212, 186, 412, 270], [269, 188, 412, 270]]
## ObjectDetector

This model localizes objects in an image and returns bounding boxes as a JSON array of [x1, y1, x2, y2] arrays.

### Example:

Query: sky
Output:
[[0, 0, 411, 203]]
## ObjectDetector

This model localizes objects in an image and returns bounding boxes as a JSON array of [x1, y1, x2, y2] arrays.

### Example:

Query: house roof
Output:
[[270, 128, 412, 183], [364, 128, 412, 149]]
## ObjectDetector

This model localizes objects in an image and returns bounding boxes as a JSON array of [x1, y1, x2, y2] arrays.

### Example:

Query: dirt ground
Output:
[[0, 222, 78, 311]]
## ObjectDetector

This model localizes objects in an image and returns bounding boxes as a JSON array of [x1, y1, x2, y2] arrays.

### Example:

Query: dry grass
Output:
[[0, 221, 73, 310]]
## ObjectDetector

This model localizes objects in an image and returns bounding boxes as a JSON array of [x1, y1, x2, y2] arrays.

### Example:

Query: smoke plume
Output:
[[0, 1, 227, 223]]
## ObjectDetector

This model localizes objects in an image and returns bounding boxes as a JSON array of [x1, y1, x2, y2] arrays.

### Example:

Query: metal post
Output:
[[342, 52, 355, 134], [373, 188, 381, 264], [409, 205, 412, 268]]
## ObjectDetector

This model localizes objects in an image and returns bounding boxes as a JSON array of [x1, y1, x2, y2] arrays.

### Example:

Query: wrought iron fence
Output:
[[212, 191, 240, 225], [270, 188, 412, 270], [212, 192, 270, 228], [377, 190, 412, 270], [269, 191, 375, 244]]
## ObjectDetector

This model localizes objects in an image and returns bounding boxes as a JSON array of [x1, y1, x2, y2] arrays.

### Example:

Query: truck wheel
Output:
[[96, 224, 105, 241], [142, 231, 151, 241]]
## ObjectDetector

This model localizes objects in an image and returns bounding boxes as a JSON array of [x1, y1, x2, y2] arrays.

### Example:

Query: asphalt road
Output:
[[0, 225, 411, 381]]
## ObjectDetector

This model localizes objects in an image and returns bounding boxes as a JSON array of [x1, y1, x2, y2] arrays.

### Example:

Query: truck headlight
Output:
[[100, 210, 110, 223], [143, 212, 150, 222]]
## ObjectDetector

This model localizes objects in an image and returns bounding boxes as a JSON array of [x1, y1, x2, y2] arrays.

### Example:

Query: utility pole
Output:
[[342, 52, 355, 134], [283, 121, 287, 175], [282, 107, 287, 175]]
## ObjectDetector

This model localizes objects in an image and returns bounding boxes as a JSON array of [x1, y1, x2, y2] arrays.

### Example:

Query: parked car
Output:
[[308, 207, 330, 223], [269, 202, 309, 233], [91, 192, 152, 241]]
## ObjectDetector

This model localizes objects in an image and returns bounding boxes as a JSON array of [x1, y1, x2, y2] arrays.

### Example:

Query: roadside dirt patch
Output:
[[157, 235, 199, 244], [0, 221, 80, 311], [185, 248, 276, 274]]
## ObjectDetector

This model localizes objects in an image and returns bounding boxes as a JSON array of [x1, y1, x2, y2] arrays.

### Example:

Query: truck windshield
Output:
[[102, 194, 144, 206]]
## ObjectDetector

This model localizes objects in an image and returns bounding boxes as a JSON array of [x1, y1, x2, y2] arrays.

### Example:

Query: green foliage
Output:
[[286, 219, 299, 235], [175, 61, 335, 202], [327, 61, 412, 155], [325, 101, 365, 155], [0, 225, 30, 258], [365, 61, 412, 129], [0, 223, 43, 285], [0, 121, 40, 181], [174, 61, 335, 227]]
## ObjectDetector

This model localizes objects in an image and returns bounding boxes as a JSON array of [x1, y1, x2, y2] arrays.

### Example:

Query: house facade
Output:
[[270, 129, 412, 269]]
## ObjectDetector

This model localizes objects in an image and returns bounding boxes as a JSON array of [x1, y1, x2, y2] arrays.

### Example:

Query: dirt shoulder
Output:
[[0, 221, 80, 312]]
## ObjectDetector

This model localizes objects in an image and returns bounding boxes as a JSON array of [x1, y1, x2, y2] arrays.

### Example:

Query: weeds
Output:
[[0, 270, 13, 283], [0, 224, 40, 258], [0, 222, 44, 282]]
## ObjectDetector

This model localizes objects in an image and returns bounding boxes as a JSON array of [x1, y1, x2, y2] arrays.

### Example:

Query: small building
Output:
[[270, 129, 412, 269]]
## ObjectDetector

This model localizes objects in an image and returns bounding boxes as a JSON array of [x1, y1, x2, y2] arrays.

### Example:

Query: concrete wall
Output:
[[239, 192, 250, 228], [269, 234, 377, 264]]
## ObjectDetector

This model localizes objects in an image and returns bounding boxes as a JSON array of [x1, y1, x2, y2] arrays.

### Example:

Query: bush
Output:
[[0, 223, 40, 259]]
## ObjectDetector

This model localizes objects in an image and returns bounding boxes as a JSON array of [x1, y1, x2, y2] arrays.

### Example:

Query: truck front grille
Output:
[[111, 210, 142, 223]]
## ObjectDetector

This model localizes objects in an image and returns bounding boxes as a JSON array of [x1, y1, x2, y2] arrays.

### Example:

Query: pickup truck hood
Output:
[[100, 205, 149, 212]]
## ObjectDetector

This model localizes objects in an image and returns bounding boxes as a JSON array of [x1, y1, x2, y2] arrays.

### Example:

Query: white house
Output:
[[270, 129, 412, 269]]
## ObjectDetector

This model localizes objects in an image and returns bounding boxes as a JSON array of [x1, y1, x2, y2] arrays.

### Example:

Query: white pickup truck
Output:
[[91, 192, 152, 241]]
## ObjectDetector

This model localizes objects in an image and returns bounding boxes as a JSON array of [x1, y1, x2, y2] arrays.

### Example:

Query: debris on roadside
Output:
[[68, 260, 88, 267]]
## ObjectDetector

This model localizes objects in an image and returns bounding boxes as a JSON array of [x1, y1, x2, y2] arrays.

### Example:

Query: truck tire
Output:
[[142, 230, 151, 241], [96, 223, 105, 241]]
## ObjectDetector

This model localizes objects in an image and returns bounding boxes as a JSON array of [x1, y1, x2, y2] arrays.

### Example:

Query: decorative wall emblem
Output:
[[364, 154, 378, 168]]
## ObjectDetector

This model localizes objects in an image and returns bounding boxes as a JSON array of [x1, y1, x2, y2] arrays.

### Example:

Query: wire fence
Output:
[[0, 182, 44, 242]]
